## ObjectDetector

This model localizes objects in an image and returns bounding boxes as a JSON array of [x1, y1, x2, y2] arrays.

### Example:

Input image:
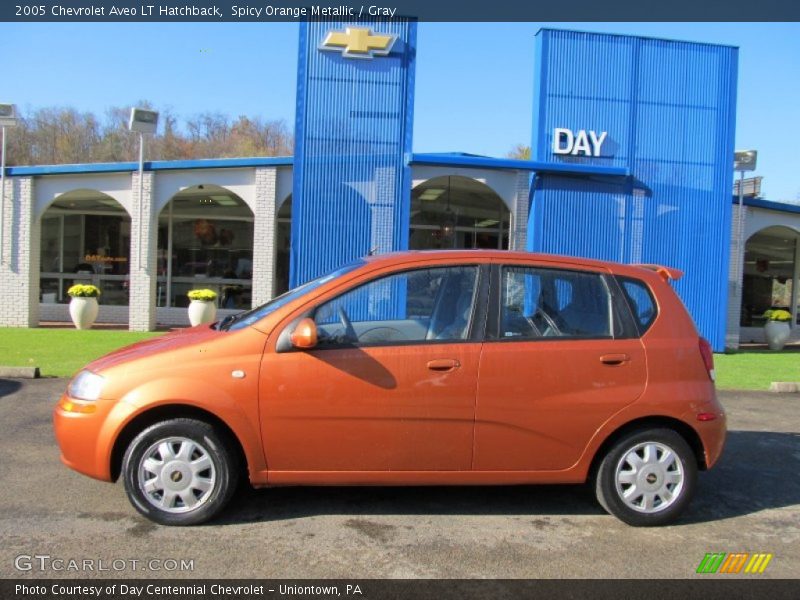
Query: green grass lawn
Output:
[[0, 328, 163, 378], [714, 350, 800, 390]]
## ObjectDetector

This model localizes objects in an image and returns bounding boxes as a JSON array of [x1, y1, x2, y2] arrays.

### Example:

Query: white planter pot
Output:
[[764, 321, 791, 351], [188, 299, 217, 327], [69, 297, 99, 330]]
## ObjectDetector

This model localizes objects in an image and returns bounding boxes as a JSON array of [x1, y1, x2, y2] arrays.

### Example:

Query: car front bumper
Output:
[[53, 394, 134, 482]]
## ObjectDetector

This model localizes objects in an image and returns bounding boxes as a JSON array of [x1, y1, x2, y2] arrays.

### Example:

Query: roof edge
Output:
[[6, 156, 294, 177]]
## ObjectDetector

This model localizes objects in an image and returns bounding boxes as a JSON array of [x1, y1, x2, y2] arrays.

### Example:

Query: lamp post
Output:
[[128, 108, 159, 271], [0, 103, 19, 265], [733, 149, 757, 318]]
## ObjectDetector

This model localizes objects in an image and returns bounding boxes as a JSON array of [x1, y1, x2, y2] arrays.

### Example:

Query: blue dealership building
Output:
[[1, 24, 799, 350]]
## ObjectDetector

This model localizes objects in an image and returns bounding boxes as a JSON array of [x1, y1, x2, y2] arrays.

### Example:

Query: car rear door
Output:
[[473, 261, 647, 471]]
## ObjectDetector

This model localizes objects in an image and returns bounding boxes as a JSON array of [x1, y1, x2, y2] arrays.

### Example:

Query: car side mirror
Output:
[[290, 318, 318, 350]]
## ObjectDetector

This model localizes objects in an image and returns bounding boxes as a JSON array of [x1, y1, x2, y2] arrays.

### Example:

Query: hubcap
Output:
[[137, 437, 216, 514], [614, 441, 684, 514]]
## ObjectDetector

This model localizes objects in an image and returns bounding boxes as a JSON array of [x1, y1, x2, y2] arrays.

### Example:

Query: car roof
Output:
[[359, 250, 675, 284], [362, 249, 632, 271]]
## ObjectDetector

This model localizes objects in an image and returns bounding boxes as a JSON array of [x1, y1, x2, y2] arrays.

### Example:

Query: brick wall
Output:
[[725, 203, 745, 349], [40, 304, 129, 324], [251, 167, 277, 305], [0, 177, 38, 327], [128, 171, 156, 331], [510, 171, 531, 251]]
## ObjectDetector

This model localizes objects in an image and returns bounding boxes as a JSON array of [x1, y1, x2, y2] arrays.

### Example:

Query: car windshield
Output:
[[220, 260, 366, 331]]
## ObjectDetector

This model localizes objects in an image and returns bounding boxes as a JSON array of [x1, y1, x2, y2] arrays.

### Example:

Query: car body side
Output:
[[53, 250, 725, 489]]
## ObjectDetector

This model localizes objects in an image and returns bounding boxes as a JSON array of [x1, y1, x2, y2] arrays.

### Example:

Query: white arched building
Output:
[[2, 154, 798, 349], [729, 198, 800, 346]]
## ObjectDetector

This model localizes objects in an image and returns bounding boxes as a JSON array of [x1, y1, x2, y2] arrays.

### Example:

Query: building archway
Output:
[[410, 176, 510, 250], [740, 225, 800, 328], [39, 189, 131, 306], [156, 184, 254, 310]]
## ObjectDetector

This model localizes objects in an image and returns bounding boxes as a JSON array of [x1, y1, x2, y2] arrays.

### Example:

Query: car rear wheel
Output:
[[595, 428, 697, 526], [122, 418, 239, 526]]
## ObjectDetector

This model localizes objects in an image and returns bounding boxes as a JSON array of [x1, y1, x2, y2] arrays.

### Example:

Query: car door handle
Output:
[[600, 353, 630, 366], [427, 359, 461, 372]]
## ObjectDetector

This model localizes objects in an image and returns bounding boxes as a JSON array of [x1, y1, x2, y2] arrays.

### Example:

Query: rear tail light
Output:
[[699, 337, 715, 382]]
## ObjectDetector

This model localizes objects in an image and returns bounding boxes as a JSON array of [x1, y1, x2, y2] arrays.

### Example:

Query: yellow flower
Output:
[[763, 309, 792, 322], [67, 284, 101, 298], [187, 289, 218, 302]]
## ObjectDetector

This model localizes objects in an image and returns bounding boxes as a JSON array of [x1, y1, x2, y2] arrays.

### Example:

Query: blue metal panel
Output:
[[529, 29, 738, 351], [291, 19, 417, 287], [409, 153, 629, 177]]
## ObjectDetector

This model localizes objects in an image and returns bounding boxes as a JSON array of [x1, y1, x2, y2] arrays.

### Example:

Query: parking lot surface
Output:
[[1, 378, 798, 579]]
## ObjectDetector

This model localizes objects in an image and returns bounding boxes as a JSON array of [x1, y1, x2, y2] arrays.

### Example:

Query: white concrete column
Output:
[[0, 176, 39, 328], [369, 166, 396, 255], [510, 171, 531, 250], [128, 171, 156, 331], [725, 203, 746, 349], [251, 167, 277, 306]]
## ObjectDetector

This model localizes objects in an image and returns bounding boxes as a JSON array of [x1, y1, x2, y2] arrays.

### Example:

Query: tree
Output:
[[507, 144, 531, 160], [1, 104, 293, 166]]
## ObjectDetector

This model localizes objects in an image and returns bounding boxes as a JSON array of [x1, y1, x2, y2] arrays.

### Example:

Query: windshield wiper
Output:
[[217, 313, 242, 331]]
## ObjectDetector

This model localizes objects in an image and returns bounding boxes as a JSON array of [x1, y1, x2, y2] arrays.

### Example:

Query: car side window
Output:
[[617, 277, 658, 334], [314, 266, 480, 347], [501, 266, 612, 339]]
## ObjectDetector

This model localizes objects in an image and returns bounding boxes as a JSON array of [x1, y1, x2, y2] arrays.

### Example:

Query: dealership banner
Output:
[[4, 579, 800, 599], [3, 0, 800, 21]]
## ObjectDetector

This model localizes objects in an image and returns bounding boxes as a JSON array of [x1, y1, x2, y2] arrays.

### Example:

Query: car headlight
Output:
[[67, 370, 106, 401]]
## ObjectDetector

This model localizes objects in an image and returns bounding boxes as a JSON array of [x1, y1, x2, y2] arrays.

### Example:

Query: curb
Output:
[[769, 382, 800, 393], [0, 366, 40, 379]]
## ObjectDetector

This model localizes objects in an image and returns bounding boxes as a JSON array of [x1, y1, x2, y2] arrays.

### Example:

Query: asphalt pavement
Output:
[[0, 378, 798, 579]]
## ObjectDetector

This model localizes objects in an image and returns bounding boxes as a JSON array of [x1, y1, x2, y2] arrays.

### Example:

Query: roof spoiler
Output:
[[633, 264, 684, 282]]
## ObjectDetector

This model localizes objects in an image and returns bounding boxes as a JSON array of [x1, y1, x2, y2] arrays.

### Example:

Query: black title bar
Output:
[[3, 1, 800, 22], [3, 579, 800, 600]]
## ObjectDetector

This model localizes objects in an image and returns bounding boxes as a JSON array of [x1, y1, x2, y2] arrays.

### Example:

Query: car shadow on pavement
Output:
[[0, 379, 23, 399], [685, 430, 800, 524], [218, 483, 603, 525], [215, 430, 799, 526]]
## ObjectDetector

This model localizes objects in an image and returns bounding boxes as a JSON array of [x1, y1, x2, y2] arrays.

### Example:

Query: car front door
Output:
[[260, 263, 488, 475], [473, 262, 647, 471]]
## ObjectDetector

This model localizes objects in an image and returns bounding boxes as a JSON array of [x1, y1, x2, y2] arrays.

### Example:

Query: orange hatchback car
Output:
[[54, 251, 725, 526]]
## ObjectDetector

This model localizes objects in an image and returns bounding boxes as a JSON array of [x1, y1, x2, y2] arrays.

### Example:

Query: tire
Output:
[[595, 428, 697, 526], [122, 418, 239, 526]]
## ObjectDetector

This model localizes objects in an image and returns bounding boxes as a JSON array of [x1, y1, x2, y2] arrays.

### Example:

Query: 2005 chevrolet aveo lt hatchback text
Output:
[[54, 250, 725, 526]]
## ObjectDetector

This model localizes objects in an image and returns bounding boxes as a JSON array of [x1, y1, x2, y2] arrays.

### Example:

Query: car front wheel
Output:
[[595, 428, 697, 526], [122, 418, 239, 526]]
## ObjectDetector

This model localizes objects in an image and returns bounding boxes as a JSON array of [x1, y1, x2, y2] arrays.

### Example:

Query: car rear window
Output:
[[617, 277, 658, 334], [501, 266, 613, 339]]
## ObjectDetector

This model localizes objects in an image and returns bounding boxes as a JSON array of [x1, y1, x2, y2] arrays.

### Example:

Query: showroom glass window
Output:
[[156, 189, 254, 309], [409, 176, 510, 251], [39, 195, 131, 306], [740, 228, 798, 327]]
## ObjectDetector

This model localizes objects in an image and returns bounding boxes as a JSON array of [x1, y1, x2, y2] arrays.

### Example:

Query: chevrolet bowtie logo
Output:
[[319, 27, 397, 59]]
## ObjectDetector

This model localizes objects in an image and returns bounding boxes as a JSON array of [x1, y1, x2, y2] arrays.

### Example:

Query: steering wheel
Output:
[[358, 326, 406, 344], [529, 307, 562, 337], [337, 307, 358, 342]]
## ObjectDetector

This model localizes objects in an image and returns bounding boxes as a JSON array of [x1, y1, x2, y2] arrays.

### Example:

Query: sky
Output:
[[1, 21, 799, 201]]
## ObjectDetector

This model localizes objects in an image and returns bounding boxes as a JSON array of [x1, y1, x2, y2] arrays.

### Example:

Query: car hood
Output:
[[85, 324, 221, 374]]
